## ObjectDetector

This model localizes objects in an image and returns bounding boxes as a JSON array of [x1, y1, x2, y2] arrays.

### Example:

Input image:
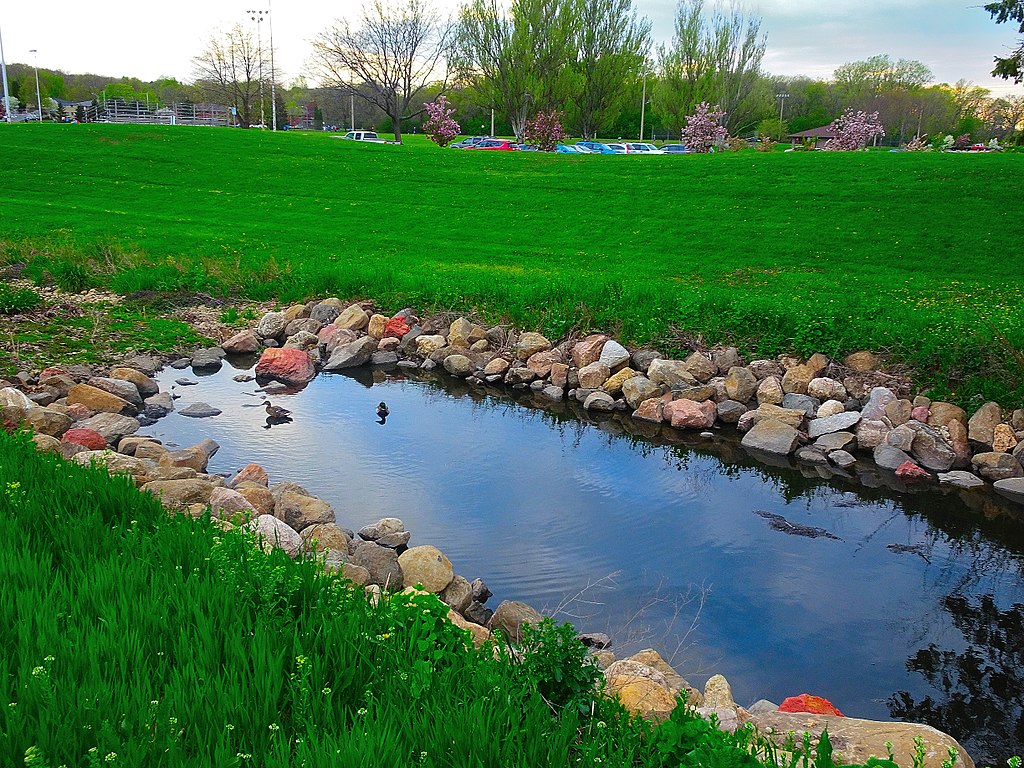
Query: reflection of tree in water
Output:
[[888, 595, 1024, 765]]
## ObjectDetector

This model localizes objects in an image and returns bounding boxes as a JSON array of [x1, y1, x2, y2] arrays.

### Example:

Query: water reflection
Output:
[[151, 363, 1024, 760]]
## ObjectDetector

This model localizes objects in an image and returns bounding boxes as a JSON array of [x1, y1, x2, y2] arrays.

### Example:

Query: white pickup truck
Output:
[[341, 131, 386, 143]]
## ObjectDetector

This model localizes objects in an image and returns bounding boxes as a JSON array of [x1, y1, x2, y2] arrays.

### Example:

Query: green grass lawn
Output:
[[1, 124, 1022, 406]]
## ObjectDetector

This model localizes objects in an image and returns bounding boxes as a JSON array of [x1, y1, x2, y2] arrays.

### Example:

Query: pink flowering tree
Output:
[[682, 102, 727, 153], [824, 109, 885, 151], [525, 110, 568, 151], [423, 96, 461, 148]]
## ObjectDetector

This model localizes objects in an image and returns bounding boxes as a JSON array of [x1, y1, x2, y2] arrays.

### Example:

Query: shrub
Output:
[[824, 109, 885, 151], [682, 102, 727, 153], [525, 110, 568, 151], [0, 284, 42, 314], [756, 136, 776, 152], [727, 136, 748, 152], [422, 95, 461, 148]]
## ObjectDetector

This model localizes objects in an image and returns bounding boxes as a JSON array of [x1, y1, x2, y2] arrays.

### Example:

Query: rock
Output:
[[255, 347, 316, 385], [682, 352, 716, 383], [143, 393, 174, 418], [415, 334, 447, 355], [526, 349, 562, 378], [18, 406, 73, 437], [782, 393, 818, 418], [470, 578, 492, 604], [795, 446, 829, 464], [724, 367, 757, 403], [947, 419, 972, 468], [971, 452, 1024, 481], [324, 336, 378, 370], [446, 608, 491, 647], [75, 412, 139, 444], [398, 545, 454, 593], [747, 700, 779, 715], [443, 354, 474, 377], [310, 303, 342, 325], [808, 411, 861, 439], [674, 385, 716, 402], [779, 693, 844, 716], [992, 424, 1018, 453], [967, 402, 1002, 447], [230, 463, 269, 488], [244, 515, 302, 558], [300, 522, 351, 554], [369, 351, 398, 367], [583, 391, 616, 411], [884, 399, 913, 426], [334, 304, 370, 331], [599, 340, 630, 369], [829, 450, 857, 468], [993, 477, 1024, 504], [274, 491, 335, 530], [647, 359, 698, 390], [384, 316, 412, 339], [912, 404, 930, 422], [664, 398, 717, 429], [120, 354, 162, 376], [439, 575, 473, 614], [283, 330, 320, 352], [711, 346, 742, 374], [62, 427, 108, 451], [928, 402, 967, 428], [221, 330, 261, 355], [190, 348, 225, 371], [32, 433, 61, 453], [816, 400, 846, 419], [748, 711, 974, 768], [807, 377, 847, 401], [605, 659, 669, 690], [67, 383, 136, 415], [843, 351, 880, 371], [606, 673, 677, 723], [514, 332, 551, 361], [749, 359, 783, 379], [621, 376, 660, 409], [179, 402, 222, 418], [756, 376, 784, 405], [780, 364, 815, 395], [630, 349, 661, 373], [236, 486, 275, 516], [108, 367, 159, 397], [349, 540, 404, 590], [549, 363, 569, 389], [365, 313, 387, 340], [358, 517, 406, 541], [487, 600, 543, 643], [575, 362, 609, 390], [896, 461, 932, 482], [702, 674, 736, 709], [885, 425, 916, 452], [483, 358, 510, 377], [625, 649, 699, 703], [142, 478, 215, 510], [158, 439, 219, 473], [741, 420, 800, 455], [448, 317, 487, 348], [874, 444, 914, 471], [633, 397, 665, 422], [747, 404, 807, 429], [209, 487, 257, 520], [856, 419, 891, 450], [938, 470, 985, 489], [861, 387, 897, 420], [572, 335, 609, 368], [602, 368, 639, 395], [257, 311, 288, 340], [717, 400, 747, 424], [907, 422, 956, 471]]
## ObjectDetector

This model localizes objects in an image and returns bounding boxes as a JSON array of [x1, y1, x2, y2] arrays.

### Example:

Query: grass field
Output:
[[1, 124, 1023, 406]]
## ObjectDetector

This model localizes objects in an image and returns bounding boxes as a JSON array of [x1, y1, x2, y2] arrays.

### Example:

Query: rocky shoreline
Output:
[[4, 294, 1017, 767]]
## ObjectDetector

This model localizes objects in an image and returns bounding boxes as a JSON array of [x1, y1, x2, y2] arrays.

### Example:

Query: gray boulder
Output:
[[75, 412, 140, 444], [88, 377, 143, 408], [741, 420, 800, 455], [179, 402, 222, 418], [808, 411, 862, 439], [349, 540, 404, 590], [937, 471, 986, 489], [323, 336, 378, 370], [873, 444, 913, 471], [993, 477, 1024, 505]]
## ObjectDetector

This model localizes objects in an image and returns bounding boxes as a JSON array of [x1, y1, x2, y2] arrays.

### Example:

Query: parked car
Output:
[[575, 141, 616, 154], [513, 143, 540, 151], [555, 143, 586, 154], [468, 139, 517, 151], [604, 143, 629, 154], [342, 130, 385, 143], [451, 136, 490, 148], [660, 144, 692, 154], [625, 142, 665, 154]]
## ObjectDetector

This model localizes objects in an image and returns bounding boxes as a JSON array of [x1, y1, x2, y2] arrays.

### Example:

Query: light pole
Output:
[[246, 9, 267, 129], [775, 93, 789, 124], [639, 74, 646, 142], [267, 0, 277, 131], [30, 49, 42, 121], [0, 22, 12, 123]]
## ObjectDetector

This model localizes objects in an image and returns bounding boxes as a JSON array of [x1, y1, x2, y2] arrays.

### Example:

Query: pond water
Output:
[[153, 360, 1024, 763]]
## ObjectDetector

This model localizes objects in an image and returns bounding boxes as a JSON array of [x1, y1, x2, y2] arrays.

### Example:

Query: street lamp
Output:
[[30, 49, 42, 121], [246, 9, 267, 129], [775, 93, 790, 123], [0, 22, 12, 123], [267, 1, 277, 131]]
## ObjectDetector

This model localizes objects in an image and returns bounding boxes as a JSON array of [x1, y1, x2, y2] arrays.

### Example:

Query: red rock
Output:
[[896, 461, 932, 482], [384, 316, 411, 339], [229, 463, 270, 489], [40, 366, 69, 379], [664, 398, 717, 429], [571, 334, 609, 368], [911, 405, 930, 422], [62, 428, 108, 451], [255, 348, 316, 385], [779, 694, 844, 717]]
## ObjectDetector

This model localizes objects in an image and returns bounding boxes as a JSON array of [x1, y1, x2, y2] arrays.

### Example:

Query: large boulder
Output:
[[724, 367, 758, 403], [967, 402, 1002, 447], [971, 452, 1024, 481], [907, 422, 957, 471], [664, 398, 717, 429], [578, 362, 611, 389], [141, 478, 215, 510], [622, 376, 661, 409], [682, 352, 716, 383], [229, 463, 270, 489], [605, 669, 677, 723], [67, 383, 136, 415], [647, 359, 699, 390], [514, 332, 552, 361], [20, 406, 73, 437], [599, 340, 631, 369], [300, 522, 352, 553], [487, 600, 543, 643], [0, 387, 34, 409], [993, 477, 1024, 505], [61, 428, 108, 451], [257, 311, 288, 340], [398, 545, 455, 593], [244, 515, 303, 558], [741, 420, 800, 455], [807, 411, 861, 439], [927, 402, 967, 428], [323, 336, 378, 370], [572, 335, 609, 368], [748, 711, 974, 768], [274, 491, 335, 530], [334, 304, 370, 331], [349, 540, 404, 590], [221, 330, 261, 355], [780, 364, 815, 395], [255, 347, 316, 385], [108, 367, 160, 397], [75, 412, 139, 445]]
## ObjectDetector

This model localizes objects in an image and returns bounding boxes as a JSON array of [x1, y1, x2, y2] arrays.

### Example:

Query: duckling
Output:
[[264, 402, 291, 419]]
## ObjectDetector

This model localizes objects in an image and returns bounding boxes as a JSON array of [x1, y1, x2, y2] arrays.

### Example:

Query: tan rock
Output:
[[334, 304, 370, 331], [159, 447, 211, 473], [928, 402, 967, 428], [756, 376, 784, 405], [229, 463, 269, 489], [526, 349, 563, 378], [572, 334, 609, 368], [135, 441, 169, 460], [805, 353, 830, 375], [992, 423, 1018, 453], [67, 383, 136, 415], [398, 545, 454, 593], [602, 368, 639, 395], [578, 361, 611, 389], [682, 352, 716, 383], [781, 365, 814, 395], [367, 314, 387, 340], [606, 675, 678, 722], [141, 479, 215, 510], [817, 400, 846, 419], [748, 404, 806, 429], [416, 335, 447, 355], [633, 397, 666, 423], [884, 399, 913, 426], [724, 367, 758, 403], [301, 522, 351, 553], [605, 659, 669, 688], [109, 367, 159, 396], [274, 491, 335, 531], [549, 363, 569, 389], [236, 485, 275, 516], [283, 303, 309, 322], [448, 317, 487, 348], [807, 377, 847, 402], [947, 419, 971, 468], [627, 649, 703, 706], [967, 402, 1002, 447], [843, 351, 880, 372], [447, 608, 491, 648], [749, 711, 974, 768], [209, 487, 257, 520], [31, 433, 61, 453], [647, 359, 699, 389], [702, 674, 736, 709], [514, 332, 552, 361], [483, 357, 510, 377], [487, 600, 543, 643]]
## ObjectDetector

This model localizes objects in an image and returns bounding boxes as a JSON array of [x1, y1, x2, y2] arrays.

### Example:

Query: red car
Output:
[[468, 139, 516, 151]]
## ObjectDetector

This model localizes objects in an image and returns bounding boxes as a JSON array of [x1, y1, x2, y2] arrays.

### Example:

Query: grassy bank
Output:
[[0, 426, 818, 767], [1, 124, 1022, 406]]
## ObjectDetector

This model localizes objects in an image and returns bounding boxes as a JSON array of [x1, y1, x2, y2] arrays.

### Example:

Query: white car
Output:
[[341, 131, 386, 143], [625, 142, 665, 155]]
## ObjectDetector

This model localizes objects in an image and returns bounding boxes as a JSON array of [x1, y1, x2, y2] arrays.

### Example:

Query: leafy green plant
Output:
[[0, 284, 41, 315]]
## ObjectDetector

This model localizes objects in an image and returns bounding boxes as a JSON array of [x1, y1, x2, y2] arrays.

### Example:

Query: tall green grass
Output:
[[1, 124, 1022, 405]]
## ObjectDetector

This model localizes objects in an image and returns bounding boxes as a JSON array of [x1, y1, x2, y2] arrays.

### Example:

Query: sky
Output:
[[0, 0, 1021, 98]]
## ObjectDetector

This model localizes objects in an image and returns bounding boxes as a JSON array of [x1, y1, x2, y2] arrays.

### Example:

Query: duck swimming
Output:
[[264, 402, 292, 419], [376, 402, 389, 419]]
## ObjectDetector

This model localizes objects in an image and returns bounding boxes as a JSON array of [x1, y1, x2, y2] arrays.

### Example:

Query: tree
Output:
[[824, 109, 884, 150], [312, 0, 454, 143], [985, 0, 1024, 82], [654, 0, 767, 135], [681, 101, 726, 152], [525, 109, 567, 149], [192, 24, 265, 128], [423, 95, 461, 146], [833, 54, 933, 105]]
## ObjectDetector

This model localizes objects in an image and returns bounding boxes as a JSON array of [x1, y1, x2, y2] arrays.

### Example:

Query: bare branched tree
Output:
[[192, 25, 266, 128], [312, 0, 454, 143]]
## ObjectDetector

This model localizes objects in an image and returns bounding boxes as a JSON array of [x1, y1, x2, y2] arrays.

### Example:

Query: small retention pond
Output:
[[154, 360, 1024, 763]]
